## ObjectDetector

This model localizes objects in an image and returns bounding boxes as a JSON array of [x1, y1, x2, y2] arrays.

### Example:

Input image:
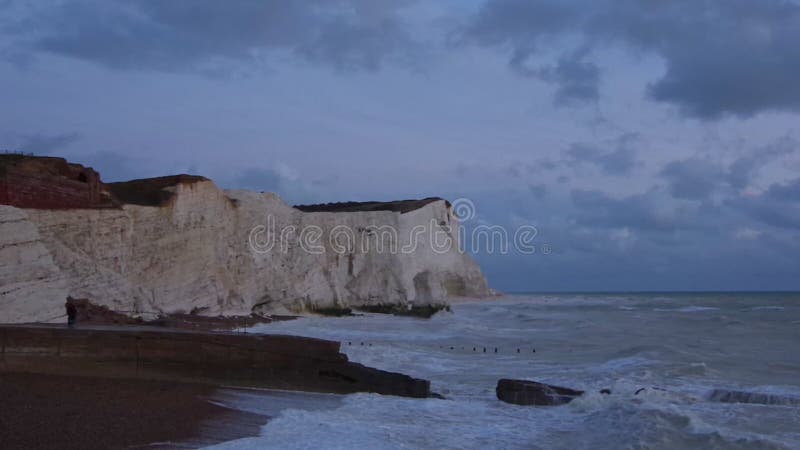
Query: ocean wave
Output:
[[233, 293, 800, 450], [204, 394, 566, 450], [654, 306, 720, 313], [708, 389, 800, 406], [749, 306, 786, 311]]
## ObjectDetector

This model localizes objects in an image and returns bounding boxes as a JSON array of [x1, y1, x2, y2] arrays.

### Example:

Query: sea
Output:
[[206, 293, 800, 450]]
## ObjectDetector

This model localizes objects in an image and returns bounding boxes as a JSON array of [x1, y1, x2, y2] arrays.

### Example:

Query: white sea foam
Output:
[[213, 294, 800, 450]]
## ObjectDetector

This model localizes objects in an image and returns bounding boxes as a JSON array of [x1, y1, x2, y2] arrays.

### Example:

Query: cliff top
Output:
[[107, 175, 209, 206], [294, 197, 447, 214], [0, 153, 34, 176], [0, 154, 93, 178], [1, 155, 447, 212]]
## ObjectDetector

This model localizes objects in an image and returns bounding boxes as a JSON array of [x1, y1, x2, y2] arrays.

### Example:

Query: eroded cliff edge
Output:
[[0, 156, 490, 323]]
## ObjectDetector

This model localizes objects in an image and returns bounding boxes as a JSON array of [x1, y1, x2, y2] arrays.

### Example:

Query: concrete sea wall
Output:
[[0, 325, 431, 397]]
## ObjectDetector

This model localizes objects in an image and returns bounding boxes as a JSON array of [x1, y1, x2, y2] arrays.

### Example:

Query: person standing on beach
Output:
[[66, 298, 77, 328]]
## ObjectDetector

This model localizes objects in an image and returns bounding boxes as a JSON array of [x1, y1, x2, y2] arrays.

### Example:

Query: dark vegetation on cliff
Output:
[[356, 303, 451, 318], [307, 305, 356, 317], [107, 174, 209, 206], [2, 155, 446, 215], [64, 298, 292, 331], [308, 303, 451, 318], [294, 197, 448, 214], [0, 152, 34, 177]]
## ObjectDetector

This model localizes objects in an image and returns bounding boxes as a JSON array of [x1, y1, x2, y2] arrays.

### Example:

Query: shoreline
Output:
[[0, 372, 268, 450]]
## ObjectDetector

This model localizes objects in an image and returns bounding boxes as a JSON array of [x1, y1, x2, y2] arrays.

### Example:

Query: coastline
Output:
[[0, 372, 268, 450]]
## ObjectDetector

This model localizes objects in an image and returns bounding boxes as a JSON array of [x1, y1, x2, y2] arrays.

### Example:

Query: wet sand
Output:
[[0, 372, 268, 450]]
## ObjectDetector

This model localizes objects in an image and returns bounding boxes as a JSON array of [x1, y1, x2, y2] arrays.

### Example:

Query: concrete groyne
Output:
[[0, 324, 431, 398]]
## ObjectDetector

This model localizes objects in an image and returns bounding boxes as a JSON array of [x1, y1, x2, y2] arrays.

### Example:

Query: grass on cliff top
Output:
[[107, 175, 209, 206], [293, 197, 447, 214], [0, 152, 35, 177]]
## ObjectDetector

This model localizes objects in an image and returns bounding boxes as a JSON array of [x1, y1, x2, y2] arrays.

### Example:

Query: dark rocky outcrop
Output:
[[66, 297, 144, 325], [496, 379, 584, 406]]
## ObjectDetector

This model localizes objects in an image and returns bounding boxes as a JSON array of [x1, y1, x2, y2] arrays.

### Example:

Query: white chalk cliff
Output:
[[0, 179, 489, 323], [0, 206, 70, 323]]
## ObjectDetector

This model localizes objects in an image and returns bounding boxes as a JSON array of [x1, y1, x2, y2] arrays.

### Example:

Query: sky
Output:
[[2, 0, 800, 292]]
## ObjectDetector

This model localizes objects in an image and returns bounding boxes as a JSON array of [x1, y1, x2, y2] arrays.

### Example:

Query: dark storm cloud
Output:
[[463, 1, 598, 106], [4, 131, 82, 155], [294, 16, 420, 71], [659, 158, 725, 201], [4, 0, 421, 73], [569, 188, 679, 232], [463, 0, 800, 118], [731, 177, 800, 229], [564, 133, 639, 175], [455, 181, 800, 290], [534, 50, 599, 106], [659, 138, 797, 201], [726, 138, 797, 189], [765, 177, 800, 202]]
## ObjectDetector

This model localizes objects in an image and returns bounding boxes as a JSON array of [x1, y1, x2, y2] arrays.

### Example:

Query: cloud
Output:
[[2, 131, 82, 155], [294, 13, 421, 72], [5, 0, 422, 73], [230, 167, 283, 193], [528, 183, 547, 199], [223, 165, 324, 204], [659, 138, 797, 201], [765, 177, 800, 202], [449, 183, 800, 291], [462, 0, 800, 118], [729, 177, 800, 229], [70, 151, 148, 182], [569, 188, 680, 232], [726, 137, 797, 189], [734, 227, 762, 241], [534, 49, 599, 106], [564, 133, 639, 175], [659, 158, 725, 200]]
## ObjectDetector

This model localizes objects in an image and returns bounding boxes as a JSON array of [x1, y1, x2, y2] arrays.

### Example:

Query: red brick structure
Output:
[[0, 155, 115, 209]]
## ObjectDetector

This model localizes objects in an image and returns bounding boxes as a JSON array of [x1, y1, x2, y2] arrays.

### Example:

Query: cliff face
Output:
[[0, 206, 69, 322], [0, 163, 489, 323]]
